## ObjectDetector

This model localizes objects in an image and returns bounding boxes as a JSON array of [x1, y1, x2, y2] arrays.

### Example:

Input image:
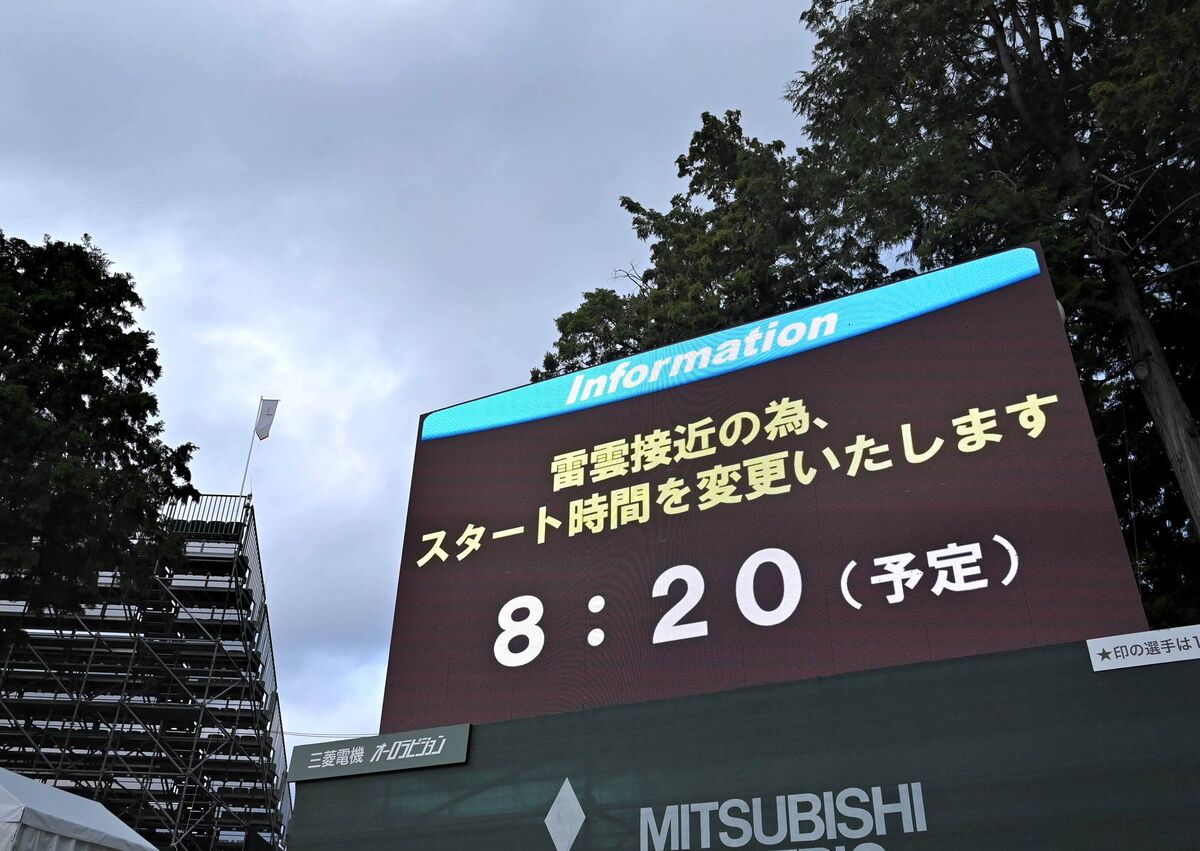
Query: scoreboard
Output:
[[380, 245, 1146, 731]]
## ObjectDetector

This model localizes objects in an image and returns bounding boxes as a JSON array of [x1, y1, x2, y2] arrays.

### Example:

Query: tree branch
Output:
[[1130, 190, 1200, 252], [1148, 258, 1200, 283], [985, 3, 1061, 152]]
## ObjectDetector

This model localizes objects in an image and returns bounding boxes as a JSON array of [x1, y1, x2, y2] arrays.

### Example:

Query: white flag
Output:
[[255, 399, 280, 440]]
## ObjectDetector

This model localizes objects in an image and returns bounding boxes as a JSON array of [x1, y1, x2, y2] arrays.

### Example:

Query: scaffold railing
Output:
[[0, 494, 290, 850]]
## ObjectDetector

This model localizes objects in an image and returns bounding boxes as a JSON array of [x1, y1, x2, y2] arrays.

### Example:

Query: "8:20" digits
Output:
[[493, 547, 802, 667]]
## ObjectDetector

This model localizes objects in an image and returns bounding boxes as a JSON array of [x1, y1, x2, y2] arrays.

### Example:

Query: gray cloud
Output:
[[2, 0, 813, 748]]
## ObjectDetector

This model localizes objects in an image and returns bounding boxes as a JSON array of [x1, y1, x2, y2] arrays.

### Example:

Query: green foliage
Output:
[[0, 232, 197, 613], [790, 0, 1199, 305], [789, 0, 1199, 624], [532, 112, 888, 381], [535, 2, 1200, 623]]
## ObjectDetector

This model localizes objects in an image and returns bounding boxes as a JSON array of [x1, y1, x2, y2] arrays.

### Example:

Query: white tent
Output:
[[0, 768, 155, 851]]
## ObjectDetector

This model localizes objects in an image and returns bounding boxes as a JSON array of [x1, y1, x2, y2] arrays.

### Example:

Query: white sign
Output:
[[1087, 624, 1200, 672], [254, 399, 280, 440]]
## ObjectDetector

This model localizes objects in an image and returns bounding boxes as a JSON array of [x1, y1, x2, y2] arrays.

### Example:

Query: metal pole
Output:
[[239, 397, 261, 495]]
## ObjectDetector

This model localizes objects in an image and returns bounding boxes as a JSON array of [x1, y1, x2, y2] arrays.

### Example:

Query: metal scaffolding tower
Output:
[[0, 494, 290, 849]]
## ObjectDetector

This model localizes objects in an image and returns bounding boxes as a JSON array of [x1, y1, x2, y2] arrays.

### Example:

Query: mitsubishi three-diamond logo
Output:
[[544, 778, 585, 851]]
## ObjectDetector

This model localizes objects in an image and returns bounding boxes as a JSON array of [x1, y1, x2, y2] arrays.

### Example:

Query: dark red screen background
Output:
[[381, 254, 1146, 732]]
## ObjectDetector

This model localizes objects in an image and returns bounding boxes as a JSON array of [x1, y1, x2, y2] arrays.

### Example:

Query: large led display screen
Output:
[[382, 245, 1146, 732]]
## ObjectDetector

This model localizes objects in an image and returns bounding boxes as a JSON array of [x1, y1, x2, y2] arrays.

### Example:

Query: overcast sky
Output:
[[2, 2, 814, 750]]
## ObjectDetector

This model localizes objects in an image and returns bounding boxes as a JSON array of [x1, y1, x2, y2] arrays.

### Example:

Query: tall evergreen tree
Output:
[[531, 111, 888, 380], [0, 232, 197, 613], [789, 0, 1199, 623]]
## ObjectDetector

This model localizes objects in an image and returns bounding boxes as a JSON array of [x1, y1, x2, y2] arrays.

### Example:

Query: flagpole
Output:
[[239, 397, 262, 496]]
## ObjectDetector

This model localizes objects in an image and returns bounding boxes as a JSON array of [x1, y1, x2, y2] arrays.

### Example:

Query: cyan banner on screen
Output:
[[421, 247, 1042, 440]]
